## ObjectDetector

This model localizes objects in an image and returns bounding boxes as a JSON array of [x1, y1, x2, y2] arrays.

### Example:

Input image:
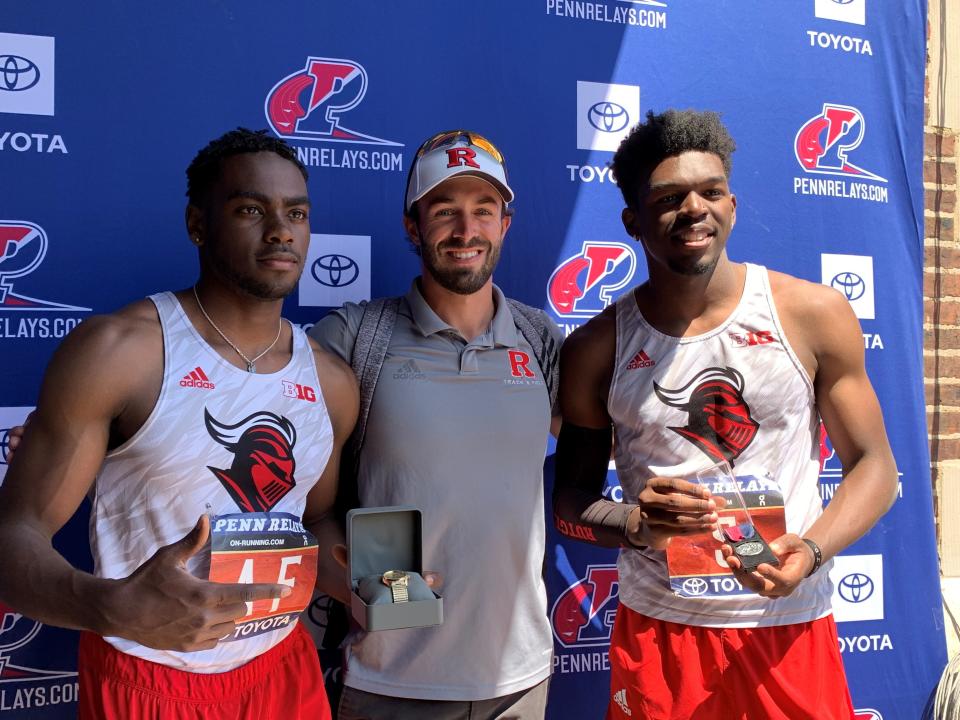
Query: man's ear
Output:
[[186, 205, 204, 246], [402, 214, 421, 248], [621, 207, 640, 242]]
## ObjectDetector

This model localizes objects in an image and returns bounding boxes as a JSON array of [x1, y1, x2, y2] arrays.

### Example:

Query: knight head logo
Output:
[[0, 221, 90, 311], [206, 409, 298, 513], [547, 241, 637, 319], [794, 103, 886, 182], [551, 564, 619, 648], [264, 57, 399, 147], [654, 367, 758, 466]]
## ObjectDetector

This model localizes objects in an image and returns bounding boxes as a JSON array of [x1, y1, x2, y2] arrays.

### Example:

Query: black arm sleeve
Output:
[[552, 422, 639, 548]]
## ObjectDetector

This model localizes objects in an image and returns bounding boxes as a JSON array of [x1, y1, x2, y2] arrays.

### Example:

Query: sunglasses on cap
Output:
[[415, 130, 505, 165]]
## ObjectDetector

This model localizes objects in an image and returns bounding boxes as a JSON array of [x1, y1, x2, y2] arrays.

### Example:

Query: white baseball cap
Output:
[[405, 130, 514, 213]]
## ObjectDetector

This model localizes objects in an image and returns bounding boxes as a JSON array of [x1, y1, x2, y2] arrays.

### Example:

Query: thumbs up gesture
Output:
[[100, 516, 291, 651]]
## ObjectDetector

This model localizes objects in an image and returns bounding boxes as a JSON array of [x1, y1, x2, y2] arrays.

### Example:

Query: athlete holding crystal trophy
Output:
[[553, 109, 898, 720]]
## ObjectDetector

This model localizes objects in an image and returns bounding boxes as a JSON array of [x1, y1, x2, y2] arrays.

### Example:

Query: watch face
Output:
[[383, 570, 406, 584]]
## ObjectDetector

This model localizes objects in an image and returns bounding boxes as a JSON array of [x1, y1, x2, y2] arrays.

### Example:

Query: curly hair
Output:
[[612, 109, 736, 208], [186, 128, 308, 207]]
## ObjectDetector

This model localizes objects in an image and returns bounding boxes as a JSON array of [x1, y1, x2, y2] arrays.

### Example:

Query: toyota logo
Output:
[[831, 0, 855, 4], [311, 254, 359, 288], [588, 101, 630, 133], [0, 55, 40, 92], [830, 271, 866, 301], [0, 428, 9, 465], [838, 573, 874, 603], [681, 578, 708, 596]]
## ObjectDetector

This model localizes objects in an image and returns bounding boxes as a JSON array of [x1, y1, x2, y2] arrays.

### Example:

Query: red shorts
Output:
[[78, 623, 331, 720], [606, 604, 854, 720]]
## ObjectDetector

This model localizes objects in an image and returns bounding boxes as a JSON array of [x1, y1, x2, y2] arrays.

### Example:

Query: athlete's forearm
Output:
[[552, 423, 638, 548], [0, 518, 116, 635], [802, 450, 897, 562]]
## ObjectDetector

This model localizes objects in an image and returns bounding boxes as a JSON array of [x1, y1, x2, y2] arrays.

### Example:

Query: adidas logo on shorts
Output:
[[613, 688, 632, 716]]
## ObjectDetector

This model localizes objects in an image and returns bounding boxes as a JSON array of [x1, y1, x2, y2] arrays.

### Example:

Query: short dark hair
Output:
[[612, 109, 736, 209], [185, 128, 308, 207]]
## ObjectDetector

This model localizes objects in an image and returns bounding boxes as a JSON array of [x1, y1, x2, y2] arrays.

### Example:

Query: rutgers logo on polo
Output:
[[551, 564, 619, 648], [508, 350, 535, 378], [547, 241, 637, 322]]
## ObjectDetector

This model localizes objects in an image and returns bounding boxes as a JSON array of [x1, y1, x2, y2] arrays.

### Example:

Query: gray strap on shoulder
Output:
[[348, 296, 401, 475], [506, 298, 560, 414]]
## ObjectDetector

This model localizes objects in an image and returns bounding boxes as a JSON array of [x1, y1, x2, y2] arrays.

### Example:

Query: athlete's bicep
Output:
[[304, 349, 359, 523], [0, 317, 145, 536], [558, 318, 614, 429]]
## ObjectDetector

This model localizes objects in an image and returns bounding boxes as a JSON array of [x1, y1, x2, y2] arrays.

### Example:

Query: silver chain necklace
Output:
[[192, 286, 282, 373]]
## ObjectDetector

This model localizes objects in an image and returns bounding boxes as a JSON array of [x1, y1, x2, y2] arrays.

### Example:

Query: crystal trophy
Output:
[[695, 460, 780, 572]]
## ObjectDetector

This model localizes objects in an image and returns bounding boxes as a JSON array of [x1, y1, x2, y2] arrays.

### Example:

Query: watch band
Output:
[[382, 570, 410, 603], [802, 538, 822, 577]]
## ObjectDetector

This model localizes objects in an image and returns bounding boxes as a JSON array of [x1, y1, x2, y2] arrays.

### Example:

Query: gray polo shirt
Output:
[[309, 279, 557, 701]]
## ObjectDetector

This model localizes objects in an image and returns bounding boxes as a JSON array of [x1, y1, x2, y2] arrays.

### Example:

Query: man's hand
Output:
[[626, 477, 721, 550], [721, 532, 815, 598], [102, 515, 291, 651], [2, 414, 31, 463]]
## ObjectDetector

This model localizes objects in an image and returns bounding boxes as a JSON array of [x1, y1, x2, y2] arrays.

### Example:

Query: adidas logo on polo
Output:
[[613, 688, 632, 716], [393, 359, 427, 381], [180, 366, 215, 389], [626, 350, 655, 369]]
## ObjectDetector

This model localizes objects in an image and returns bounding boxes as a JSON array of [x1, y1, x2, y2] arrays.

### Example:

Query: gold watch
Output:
[[382, 570, 409, 603]]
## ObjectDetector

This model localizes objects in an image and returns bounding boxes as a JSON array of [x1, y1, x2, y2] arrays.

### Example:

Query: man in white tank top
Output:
[[553, 110, 898, 720], [0, 129, 358, 719]]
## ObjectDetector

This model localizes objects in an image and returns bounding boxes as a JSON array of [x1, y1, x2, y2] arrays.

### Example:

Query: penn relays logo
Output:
[[551, 564, 619, 647], [654, 367, 758, 466], [547, 242, 637, 319], [794, 104, 886, 181], [264, 57, 400, 146], [0, 222, 90, 311], [205, 409, 298, 513]]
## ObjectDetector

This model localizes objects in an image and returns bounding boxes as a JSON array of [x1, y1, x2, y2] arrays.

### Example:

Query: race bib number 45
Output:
[[209, 511, 318, 642], [665, 474, 786, 599]]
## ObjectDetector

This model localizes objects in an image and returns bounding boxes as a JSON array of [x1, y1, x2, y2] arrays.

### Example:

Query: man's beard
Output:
[[667, 254, 718, 276], [421, 238, 500, 295]]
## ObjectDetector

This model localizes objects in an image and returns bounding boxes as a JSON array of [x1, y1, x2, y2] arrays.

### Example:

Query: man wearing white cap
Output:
[[310, 131, 562, 719]]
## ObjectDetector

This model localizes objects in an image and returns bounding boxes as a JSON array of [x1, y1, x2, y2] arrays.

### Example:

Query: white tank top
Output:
[[91, 292, 334, 670], [608, 264, 833, 627]]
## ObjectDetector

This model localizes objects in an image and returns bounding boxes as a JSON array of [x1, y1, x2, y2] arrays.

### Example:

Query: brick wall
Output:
[[925, 11, 959, 568]]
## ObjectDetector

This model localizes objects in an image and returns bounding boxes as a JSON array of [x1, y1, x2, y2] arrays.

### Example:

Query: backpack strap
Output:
[[347, 296, 401, 478], [506, 298, 560, 415]]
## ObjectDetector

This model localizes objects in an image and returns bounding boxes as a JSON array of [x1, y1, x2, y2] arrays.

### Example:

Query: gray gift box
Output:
[[346, 506, 443, 631]]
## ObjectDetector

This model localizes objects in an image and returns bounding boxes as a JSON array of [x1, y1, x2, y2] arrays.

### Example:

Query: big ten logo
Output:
[[508, 350, 534, 378], [728, 330, 775, 348], [551, 565, 619, 648], [548, 242, 637, 320], [264, 57, 400, 147], [282, 380, 316, 403]]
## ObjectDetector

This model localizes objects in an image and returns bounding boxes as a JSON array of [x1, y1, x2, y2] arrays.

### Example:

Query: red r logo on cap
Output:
[[446, 147, 480, 169]]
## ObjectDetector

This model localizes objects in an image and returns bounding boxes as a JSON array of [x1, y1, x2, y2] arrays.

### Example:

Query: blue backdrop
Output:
[[0, 2, 944, 718]]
